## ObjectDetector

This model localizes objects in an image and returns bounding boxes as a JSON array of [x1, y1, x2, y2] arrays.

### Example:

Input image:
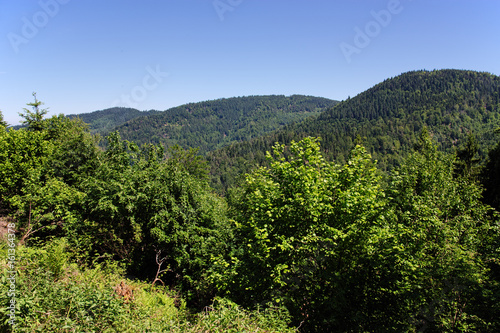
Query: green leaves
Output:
[[2, 107, 232, 306], [3, 93, 499, 331], [73, 132, 232, 305], [218, 133, 500, 331], [221, 137, 389, 330], [387, 130, 498, 330], [0, 128, 51, 201]]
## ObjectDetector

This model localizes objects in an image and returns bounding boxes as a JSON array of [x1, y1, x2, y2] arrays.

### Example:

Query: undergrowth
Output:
[[0, 238, 295, 332]]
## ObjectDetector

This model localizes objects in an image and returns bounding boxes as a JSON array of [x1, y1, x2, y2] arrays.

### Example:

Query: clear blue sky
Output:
[[1, 0, 499, 125]]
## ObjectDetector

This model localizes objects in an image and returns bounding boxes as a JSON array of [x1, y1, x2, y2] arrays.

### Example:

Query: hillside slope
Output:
[[67, 107, 161, 134], [111, 95, 339, 153], [208, 70, 500, 192]]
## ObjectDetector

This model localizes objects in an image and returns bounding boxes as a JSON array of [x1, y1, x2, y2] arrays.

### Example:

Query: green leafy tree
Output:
[[0, 127, 52, 208], [44, 115, 100, 185], [0, 121, 86, 243], [387, 130, 499, 331], [167, 145, 209, 180], [0, 101, 99, 244], [218, 137, 391, 331], [77, 132, 232, 306], [77, 131, 145, 260], [137, 159, 231, 305]]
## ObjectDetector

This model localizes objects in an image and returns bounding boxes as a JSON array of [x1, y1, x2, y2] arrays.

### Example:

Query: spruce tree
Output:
[[19, 92, 48, 131]]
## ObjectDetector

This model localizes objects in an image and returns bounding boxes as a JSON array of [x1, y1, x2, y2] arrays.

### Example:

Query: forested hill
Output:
[[208, 69, 500, 191], [67, 107, 161, 134], [111, 95, 338, 153], [315, 69, 500, 161]]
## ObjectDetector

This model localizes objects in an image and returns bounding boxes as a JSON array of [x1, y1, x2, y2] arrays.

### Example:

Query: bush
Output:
[[0, 242, 294, 332]]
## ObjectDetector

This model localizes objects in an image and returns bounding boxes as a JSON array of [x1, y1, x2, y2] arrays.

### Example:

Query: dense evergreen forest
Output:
[[110, 95, 338, 154], [208, 70, 500, 192], [67, 107, 162, 135], [62, 95, 337, 155], [1, 70, 500, 332]]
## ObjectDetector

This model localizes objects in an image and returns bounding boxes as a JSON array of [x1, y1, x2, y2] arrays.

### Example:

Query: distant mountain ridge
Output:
[[67, 107, 161, 134], [76, 95, 339, 153], [303, 69, 500, 162], [207, 70, 500, 192]]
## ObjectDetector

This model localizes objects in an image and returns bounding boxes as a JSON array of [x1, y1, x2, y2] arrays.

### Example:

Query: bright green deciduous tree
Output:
[[0, 128, 50, 203], [78, 132, 232, 306], [219, 137, 391, 331], [45, 115, 100, 185], [387, 130, 499, 331], [0, 115, 99, 243], [0, 97, 99, 244]]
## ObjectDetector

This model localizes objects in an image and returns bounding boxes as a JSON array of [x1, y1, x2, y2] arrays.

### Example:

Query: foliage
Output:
[[386, 130, 500, 331], [455, 132, 481, 179], [217, 137, 390, 331], [0, 128, 51, 204], [1, 95, 234, 307], [0, 115, 96, 243], [0, 243, 293, 333], [167, 145, 209, 180], [72, 131, 232, 305], [2, 77, 500, 332], [211, 134, 500, 332], [184, 297, 294, 333], [44, 115, 100, 185]]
